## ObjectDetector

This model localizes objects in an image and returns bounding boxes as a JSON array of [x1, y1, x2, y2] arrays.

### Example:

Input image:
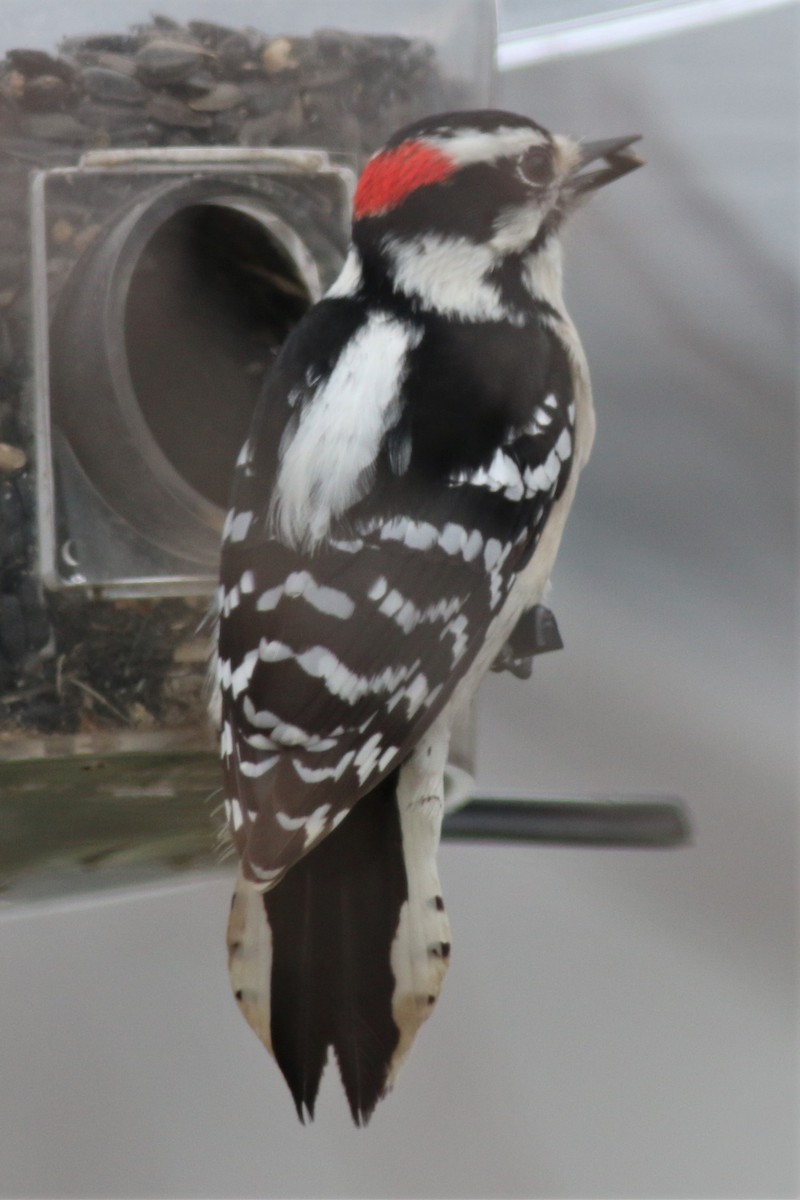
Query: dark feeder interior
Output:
[[125, 201, 312, 511]]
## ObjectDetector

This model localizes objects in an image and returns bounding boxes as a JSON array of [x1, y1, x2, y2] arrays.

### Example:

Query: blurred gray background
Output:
[[0, 2, 797, 1196]]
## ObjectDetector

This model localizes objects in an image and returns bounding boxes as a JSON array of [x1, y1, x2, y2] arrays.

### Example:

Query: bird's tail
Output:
[[227, 763, 451, 1125]]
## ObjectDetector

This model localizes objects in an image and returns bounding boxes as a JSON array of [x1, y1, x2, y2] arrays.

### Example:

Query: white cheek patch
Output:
[[490, 203, 547, 255], [383, 234, 509, 322]]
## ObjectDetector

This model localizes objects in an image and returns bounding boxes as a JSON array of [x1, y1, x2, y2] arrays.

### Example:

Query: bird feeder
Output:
[[0, 3, 498, 898]]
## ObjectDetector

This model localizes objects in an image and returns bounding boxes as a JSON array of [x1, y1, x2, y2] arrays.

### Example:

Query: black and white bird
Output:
[[216, 109, 642, 1124]]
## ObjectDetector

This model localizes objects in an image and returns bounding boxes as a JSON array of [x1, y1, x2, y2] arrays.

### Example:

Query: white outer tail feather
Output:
[[227, 868, 273, 1055], [387, 730, 452, 1087], [225, 733, 453, 1106]]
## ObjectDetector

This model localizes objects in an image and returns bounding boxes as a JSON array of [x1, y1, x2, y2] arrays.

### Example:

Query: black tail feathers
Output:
[[264, 769, 408, 1125]]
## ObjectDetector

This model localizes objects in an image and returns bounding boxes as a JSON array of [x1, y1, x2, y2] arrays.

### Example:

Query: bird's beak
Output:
[[570, 135, 644, 193]]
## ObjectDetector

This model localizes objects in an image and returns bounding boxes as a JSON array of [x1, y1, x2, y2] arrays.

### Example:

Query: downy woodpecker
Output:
[[217, 109, 642, 1124]]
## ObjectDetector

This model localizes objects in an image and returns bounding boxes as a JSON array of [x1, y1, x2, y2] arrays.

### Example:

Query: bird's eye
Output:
[[518, 144, 552, 185]]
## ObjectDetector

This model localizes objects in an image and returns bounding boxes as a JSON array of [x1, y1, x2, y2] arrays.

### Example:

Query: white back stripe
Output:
[[272, 312, 421, 548]]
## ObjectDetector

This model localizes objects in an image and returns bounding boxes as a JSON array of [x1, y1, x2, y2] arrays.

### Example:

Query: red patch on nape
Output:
[[353, 141, 456, 220]]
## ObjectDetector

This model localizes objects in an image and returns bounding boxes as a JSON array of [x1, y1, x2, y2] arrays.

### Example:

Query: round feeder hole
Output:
[[50, 177, 320, 564], [125, 201, 315, 510]]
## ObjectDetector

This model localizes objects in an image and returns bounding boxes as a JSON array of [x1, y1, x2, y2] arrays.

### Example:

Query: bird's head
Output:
[[351, 110, 642, 290]]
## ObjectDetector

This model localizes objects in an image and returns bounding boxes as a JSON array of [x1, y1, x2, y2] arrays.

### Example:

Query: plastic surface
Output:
[[0, 5, 495, 750]]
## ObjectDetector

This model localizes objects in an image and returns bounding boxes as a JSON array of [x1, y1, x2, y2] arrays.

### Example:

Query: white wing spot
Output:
[[439, 523, 467, 555], [397, 601, 418, 633], [243, 695, 279, 729], [293, 750, 355, 784], [283, 570, 355, 619], [524, 464, 550, 494], [484, 538, 502, 570], [256, 586, 283, 612], [231, 650, 258, 698], [404, 673, 429, 717], [259, 638, 293, 663], [243, 731, 279, 751], [378, 746, 397, 773], [355, 732, 385, 783], [504, 476, 525, 502], [379, 589, 404, 618], [303, 804, 332, 848], [227, 511, 253, 543], [443, 614, 469, 662], [239, 755, 278, 778], [222, 585, 240, 616], [228, 798, 244, 832], [249, 863, 283, 889], [555, 428, 572, 461], [328, 536, 364, 553], [379, 517, 440, 551], [275, 810, 307, 832], [464, 529, 483, 561]]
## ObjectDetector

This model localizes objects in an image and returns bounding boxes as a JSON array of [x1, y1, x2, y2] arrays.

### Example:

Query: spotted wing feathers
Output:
[[218, 302, 575, 890]]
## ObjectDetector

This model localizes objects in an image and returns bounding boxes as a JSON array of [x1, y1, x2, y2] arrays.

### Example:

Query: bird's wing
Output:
[[218, 301, 576, 888]]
